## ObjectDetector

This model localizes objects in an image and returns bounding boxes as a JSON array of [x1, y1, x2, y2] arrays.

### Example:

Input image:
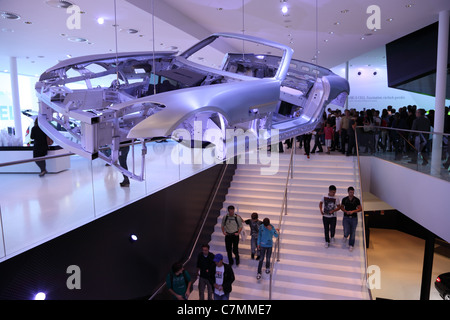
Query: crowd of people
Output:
[[166, 206, 279, 300], [167, 188, 361, 300], [282, 105, 450, 170]]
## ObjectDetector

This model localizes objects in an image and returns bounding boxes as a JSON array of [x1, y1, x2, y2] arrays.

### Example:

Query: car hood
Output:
[[125, 78, 281, 139]]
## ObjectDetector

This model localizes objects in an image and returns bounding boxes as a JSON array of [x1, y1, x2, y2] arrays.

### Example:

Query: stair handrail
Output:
[[269, 142, 295, 300], [354, 127, 373, 300], [148, 159, 231, 300]]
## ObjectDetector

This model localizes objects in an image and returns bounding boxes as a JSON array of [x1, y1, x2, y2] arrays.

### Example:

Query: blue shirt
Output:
[[257, 224, 279, 247]]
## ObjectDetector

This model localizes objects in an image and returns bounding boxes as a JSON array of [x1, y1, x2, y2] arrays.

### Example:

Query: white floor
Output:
[[0, 140, 216, 261], [368, 228, 450, 300]]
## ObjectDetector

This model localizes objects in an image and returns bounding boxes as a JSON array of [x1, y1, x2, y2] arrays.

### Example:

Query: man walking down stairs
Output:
[[190, 151, 370, 300]]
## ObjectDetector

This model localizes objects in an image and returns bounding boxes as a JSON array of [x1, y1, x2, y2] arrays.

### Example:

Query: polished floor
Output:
[[0, 140, 216, 261], [367, 228, 450, 300]]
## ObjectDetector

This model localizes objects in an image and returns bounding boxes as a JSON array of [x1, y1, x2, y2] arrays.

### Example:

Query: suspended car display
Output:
[[35, 32, 349, 180]]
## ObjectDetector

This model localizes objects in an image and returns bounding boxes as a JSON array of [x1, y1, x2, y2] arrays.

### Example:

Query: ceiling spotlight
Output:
[[34, 292, 46, 300], [386, 18, 393, 22], [281, 5, 289, 15], [1, 11, 21, 20], [45, 0, 75, 9], [405, 4, 414, 8], [130, 234, 138, 242], [67, 36, 88, 43], [97, 17, 105, 25]]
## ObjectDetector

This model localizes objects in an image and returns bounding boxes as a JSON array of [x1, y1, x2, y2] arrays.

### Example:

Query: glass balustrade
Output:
[[0, 140, 218, 261], [353, 126, 450, 182]]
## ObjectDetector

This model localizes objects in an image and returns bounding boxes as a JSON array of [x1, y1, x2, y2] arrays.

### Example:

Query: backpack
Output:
[[169, 270, 189, 290]]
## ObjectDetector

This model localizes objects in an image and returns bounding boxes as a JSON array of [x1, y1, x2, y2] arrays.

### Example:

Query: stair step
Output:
[[194, 152, 369, 300]]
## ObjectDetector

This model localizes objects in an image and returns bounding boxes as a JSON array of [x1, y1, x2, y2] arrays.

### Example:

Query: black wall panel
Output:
[[0, 162, 236, 300]]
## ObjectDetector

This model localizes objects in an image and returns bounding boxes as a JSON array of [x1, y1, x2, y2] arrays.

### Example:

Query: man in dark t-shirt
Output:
[[341, 186, 362, 252]]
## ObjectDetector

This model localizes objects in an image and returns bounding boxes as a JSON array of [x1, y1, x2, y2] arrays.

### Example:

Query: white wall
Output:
[[331, 46, 450, 112], [360, 157, 450, 242]]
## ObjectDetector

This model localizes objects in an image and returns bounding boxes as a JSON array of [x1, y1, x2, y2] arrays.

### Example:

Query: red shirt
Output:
[[324, 126, 334, 140]]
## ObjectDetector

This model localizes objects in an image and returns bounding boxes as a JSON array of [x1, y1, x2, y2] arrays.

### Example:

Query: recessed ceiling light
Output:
[[281, 5, 289, 15], [386, 18, 393, 22], [334, 22, 341, 25], [45, 0, 75, 9], [97, 17, 105, 25], [1, 11, 21, 20], [329, 31, 334, 35], [340, 9, 349, 14], [67, 36, 88, 43], [405, 4, 414, 8], [324, 39, 329, 42], [360, 37, 365, 40], [24, 21, 32, 24]]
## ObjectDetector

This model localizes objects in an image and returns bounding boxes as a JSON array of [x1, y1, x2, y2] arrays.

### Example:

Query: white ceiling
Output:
[[0, 0, 449, 77]]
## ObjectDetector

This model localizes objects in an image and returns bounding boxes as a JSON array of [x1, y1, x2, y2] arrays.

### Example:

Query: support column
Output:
[[420, 232, 435, 300], [9, 56, 23, 146], [345, 60, 349, 109], [431, 10, 449, 175]]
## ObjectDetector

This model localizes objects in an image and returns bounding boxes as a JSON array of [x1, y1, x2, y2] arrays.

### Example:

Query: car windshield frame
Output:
[[179, 32, 293, 82]]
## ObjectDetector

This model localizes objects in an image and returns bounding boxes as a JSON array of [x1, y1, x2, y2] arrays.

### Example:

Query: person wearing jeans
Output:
[[209, 254, 235, 300], [341, 186, 362, 252], [319, 185, 341, 248], [256, 218, 279, 280]]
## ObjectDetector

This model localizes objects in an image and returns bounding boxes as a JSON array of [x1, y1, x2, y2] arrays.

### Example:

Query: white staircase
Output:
[[190, 150, 370, 300]]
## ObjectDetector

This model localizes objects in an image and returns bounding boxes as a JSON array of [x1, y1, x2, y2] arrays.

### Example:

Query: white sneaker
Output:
[[324, 242, 329, 248], [349, 246, 354, 252]]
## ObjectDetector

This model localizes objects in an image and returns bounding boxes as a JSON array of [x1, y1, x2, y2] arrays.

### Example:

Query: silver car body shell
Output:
[[35, 32, 349, 180]]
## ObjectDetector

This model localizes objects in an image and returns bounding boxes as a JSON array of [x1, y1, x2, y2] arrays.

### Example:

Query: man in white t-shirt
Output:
[[209, 253, 235, 300], [319, 185, 341, 248]]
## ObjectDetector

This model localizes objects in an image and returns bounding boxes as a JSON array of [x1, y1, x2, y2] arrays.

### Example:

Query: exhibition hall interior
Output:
[[0, 0, 449, 301]]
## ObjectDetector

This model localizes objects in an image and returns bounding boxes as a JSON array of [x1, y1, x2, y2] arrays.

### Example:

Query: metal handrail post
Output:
[[269, 145, 294, 300], [354, 127, 373, 300]]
